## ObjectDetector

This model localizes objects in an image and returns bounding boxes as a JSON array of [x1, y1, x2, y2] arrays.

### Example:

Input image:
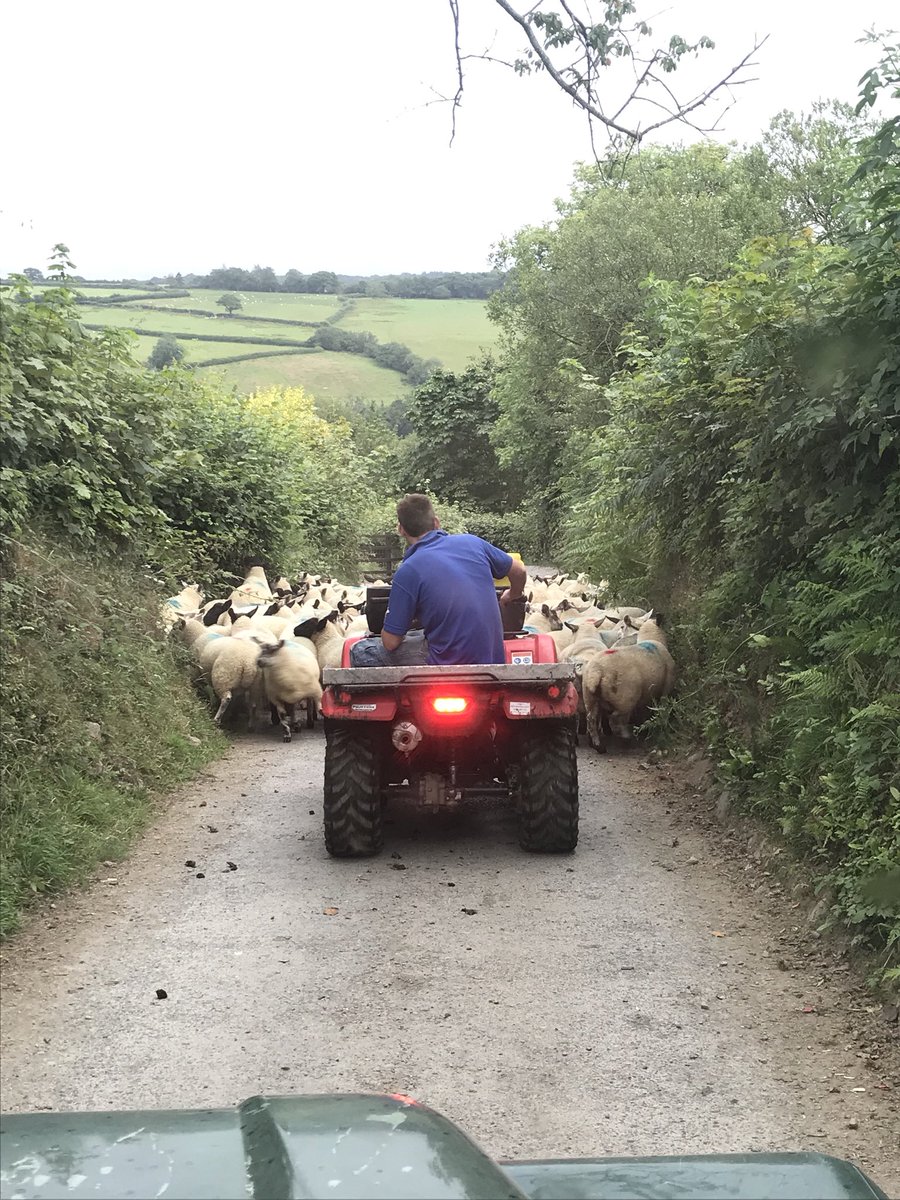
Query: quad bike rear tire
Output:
[[517, 718, 579, 852], [323, 721, 384, 857]]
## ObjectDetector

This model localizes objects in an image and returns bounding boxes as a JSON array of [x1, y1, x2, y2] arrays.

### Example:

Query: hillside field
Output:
[[75, 288, 498, 403]]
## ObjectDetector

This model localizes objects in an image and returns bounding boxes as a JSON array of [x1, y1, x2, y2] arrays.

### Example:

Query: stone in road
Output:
[[1, 733, 897, 1191]]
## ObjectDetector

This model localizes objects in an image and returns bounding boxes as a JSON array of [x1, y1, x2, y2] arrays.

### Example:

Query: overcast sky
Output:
[[2, 0, 895, 278]]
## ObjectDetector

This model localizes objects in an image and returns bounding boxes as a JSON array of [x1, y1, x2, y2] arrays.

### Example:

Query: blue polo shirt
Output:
[[383, 531, 513, 665]]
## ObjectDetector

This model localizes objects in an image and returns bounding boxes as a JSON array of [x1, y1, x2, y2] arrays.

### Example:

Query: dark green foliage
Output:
[[561, 61, 900, 970], [400, 362, 511, 512], [147, 334, 184, 370], [489, 141, 787, 551], [336, 270, 504, 300], [0, 271, 383, 933], [1, 279, 175, 546]]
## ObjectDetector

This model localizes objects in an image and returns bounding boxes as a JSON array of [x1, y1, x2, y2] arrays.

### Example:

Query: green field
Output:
[[127, 334, 306, 366], [136, 289, 340, 322], [83, 305, 312, 342], [339, 297, 496, 371], [79, 287, 498, 402], [200, 350, 408, 402]]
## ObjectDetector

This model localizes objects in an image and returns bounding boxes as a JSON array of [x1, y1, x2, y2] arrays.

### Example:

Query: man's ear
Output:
[[433, 516, 441, 530]]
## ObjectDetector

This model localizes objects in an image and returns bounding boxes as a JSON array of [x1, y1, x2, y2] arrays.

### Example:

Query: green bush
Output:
[[1, 279, 177, 547], [560, 84, 900, 970]]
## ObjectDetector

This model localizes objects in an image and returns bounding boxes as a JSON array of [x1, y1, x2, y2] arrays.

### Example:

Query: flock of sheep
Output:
[[163, 566, 366, 742], [162, 565, 674, 750], [519, 574, 675, 751]]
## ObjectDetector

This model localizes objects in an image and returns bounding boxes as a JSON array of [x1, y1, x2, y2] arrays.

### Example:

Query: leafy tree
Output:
[[761, 101, 872, 239], [22, 267, 44, 283], [401, 362, 510, 511], [206, 266, 253, 291], [488, 141, 784, 550], [306, 270, 339, 294], [250, 264, 279, 290], [216, 292, 242, 316], [282, 269, 308, 292], [559, 44, 900, 963], [147, 335, 184, 370]]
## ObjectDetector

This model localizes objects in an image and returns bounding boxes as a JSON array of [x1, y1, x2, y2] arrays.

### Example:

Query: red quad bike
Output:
[[320, 588, 579, 857]]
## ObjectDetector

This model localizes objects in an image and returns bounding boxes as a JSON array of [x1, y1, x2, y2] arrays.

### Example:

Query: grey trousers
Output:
[[348, 630, 430, 668]]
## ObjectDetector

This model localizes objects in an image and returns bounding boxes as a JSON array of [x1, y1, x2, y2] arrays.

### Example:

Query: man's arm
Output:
[[500, 558, 527, 605], [381, 574, 415, 652]]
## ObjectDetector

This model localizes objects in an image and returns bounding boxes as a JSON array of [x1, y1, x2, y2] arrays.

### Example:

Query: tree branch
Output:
[[448, 0, 465, 148], [492, 0, 639, 138], [442, 2, 771, 155], [637, 37, 767, 137]]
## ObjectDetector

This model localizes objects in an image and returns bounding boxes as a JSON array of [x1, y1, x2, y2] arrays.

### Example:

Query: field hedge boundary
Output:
[[194, 348, 322, 367], [77, 290, 191, 304], [109, 303, 323, 328], [83, 324, 316, 348]]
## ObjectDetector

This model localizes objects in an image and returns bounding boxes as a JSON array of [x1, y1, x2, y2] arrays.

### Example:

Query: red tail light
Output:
[[432, 697, 468, 714]]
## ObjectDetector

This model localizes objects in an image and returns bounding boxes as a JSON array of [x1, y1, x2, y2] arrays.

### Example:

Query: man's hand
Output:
[[499, 558, 527, 605]]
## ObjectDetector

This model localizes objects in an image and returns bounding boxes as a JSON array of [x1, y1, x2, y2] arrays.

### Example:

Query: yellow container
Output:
[[493, 552, 523, 588]]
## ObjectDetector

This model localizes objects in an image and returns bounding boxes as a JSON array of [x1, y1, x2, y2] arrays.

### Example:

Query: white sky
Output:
[[1, 0, 895, 278]]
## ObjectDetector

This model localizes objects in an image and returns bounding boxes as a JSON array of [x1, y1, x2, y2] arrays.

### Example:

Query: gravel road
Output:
[[1, 732, 897, 1190]]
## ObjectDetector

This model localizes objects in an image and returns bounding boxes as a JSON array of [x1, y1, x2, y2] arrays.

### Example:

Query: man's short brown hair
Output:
[[397, 493, 437, 537]]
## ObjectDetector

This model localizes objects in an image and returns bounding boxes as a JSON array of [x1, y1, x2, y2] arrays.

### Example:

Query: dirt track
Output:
[[1, 732, 898, 1191]]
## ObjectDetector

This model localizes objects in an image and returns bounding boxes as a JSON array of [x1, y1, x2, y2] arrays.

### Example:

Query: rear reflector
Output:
[[432, 697, 468, 714]]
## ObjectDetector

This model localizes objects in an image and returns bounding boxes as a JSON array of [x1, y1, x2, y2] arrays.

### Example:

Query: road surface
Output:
[[1, 732, 897, 1190]]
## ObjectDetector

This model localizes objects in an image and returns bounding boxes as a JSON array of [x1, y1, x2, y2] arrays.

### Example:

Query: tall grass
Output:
[[0, 534, 225, 936]]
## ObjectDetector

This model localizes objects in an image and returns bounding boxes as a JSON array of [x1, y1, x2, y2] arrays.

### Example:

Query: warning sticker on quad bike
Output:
[[352, 704, 377, 711], [511, 653, 533, 665], [509, 701, 532, 715]]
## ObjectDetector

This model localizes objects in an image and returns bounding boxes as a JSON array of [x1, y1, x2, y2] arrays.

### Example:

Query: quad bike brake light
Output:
[[432, 696, 468, 714]]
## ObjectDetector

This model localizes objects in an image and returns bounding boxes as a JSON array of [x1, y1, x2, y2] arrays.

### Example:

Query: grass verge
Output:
[[0, 533, 226, 936]]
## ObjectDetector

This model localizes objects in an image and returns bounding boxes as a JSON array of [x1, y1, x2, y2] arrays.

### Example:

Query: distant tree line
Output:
[[14, 264, 505, 300], [146, 265, 504, 299]]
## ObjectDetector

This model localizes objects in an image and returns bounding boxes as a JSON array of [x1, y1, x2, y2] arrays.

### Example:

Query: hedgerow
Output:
[[561, 52, 900, 974], [0, 262, 377, 931], [81, 324, 314, 348]]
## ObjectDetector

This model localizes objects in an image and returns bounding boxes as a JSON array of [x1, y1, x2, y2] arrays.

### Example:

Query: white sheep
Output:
[[582, 614, 675, 752], [292, 611, 346, 673], [161, 584, 204, 629], [255, 639, 323, 742], [176, 617, 210, 649], [524, 603, 563, 633], [229, 565, 274, 607], [210, 639, 265, 729]]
